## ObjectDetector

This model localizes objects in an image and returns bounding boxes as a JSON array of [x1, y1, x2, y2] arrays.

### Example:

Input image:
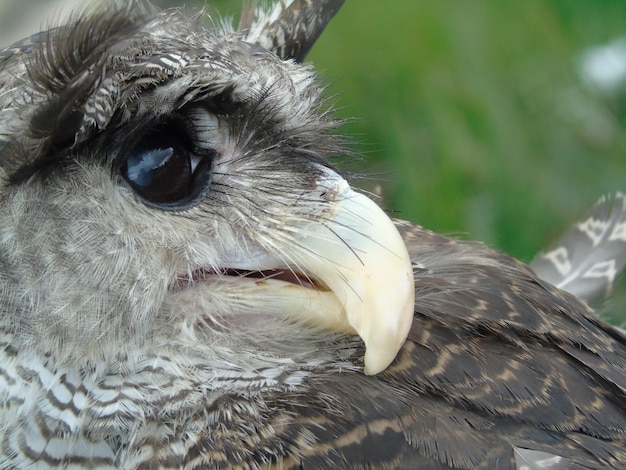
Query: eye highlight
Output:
[[122, 116, 216, 210], [126, 131, 193, 204]]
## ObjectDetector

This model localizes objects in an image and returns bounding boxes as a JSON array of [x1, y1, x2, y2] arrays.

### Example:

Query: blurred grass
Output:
[[3, 0, 626, 325], [311, 1, 626, 326], [309, 2, 626, 251]]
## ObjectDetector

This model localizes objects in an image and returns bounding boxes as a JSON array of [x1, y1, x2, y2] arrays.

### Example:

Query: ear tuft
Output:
[[239, 0, 344, 62]]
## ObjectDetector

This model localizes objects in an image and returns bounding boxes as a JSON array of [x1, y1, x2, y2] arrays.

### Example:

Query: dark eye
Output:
[[123, 121, 213, 209]]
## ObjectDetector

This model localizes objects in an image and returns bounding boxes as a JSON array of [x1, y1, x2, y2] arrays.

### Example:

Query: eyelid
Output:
[[184, 106, 220, 154]]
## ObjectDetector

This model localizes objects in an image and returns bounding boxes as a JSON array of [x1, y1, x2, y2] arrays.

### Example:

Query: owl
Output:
[[0, 1, 625, 468]]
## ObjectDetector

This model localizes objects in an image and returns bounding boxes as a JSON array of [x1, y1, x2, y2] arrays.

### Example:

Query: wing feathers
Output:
[[531, 193, 626, 306]]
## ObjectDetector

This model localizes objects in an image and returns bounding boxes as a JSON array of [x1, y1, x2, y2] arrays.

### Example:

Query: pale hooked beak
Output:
[[211, 175, 415, 375], [286, 177, 415, 375]]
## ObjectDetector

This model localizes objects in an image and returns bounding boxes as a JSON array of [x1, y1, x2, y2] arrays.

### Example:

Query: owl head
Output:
[[0, 0, 413, 375]]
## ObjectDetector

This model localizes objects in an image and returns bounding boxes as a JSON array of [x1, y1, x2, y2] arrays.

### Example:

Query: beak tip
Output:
[[361, 295, 415, 376]]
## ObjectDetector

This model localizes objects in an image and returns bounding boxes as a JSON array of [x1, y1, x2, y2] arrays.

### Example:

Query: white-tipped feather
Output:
[[531, 193, 626, 306]]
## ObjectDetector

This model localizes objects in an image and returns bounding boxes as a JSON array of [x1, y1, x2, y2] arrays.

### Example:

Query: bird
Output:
[[0, 1, 625, 468]]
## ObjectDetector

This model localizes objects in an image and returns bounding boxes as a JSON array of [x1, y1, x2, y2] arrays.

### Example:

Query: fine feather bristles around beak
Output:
[[287, 177, 415, 375], [278, 179, 415, 375], [201, 175, 416, 375]]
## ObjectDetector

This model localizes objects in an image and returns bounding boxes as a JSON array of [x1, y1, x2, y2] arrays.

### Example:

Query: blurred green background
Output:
[[2, 0, 625, 326]]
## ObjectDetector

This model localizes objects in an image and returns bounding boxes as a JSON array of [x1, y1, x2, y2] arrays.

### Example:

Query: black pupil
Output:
[[125, 132, 193, 204]]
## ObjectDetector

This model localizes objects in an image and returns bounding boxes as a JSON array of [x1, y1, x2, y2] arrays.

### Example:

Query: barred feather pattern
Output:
[[531, 193, 626, 308]]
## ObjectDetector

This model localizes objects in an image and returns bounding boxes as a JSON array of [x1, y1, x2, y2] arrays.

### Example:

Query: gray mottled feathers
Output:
[[531, 193, 626, 307], [0, 2, 625, 470]]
